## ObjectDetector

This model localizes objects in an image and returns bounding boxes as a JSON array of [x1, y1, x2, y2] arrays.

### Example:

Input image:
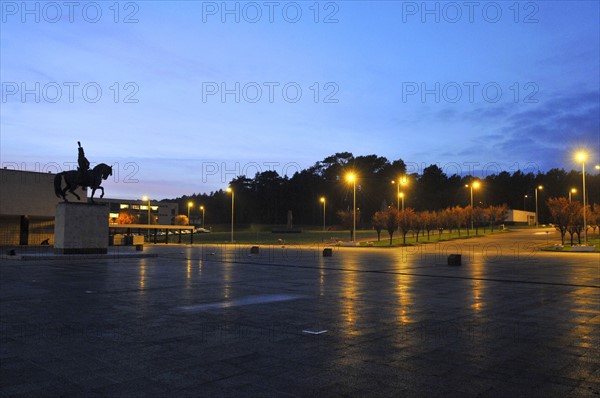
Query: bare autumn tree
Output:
[[487, 205, 508, 232], [174, 215, 189, 226], [472, 206, 486, 235], [398, 208, 415, 245], [116, 210, 135, 225], [590, 204, 600, 236], [566, 204, 583, 245], [384, 207, 399, 246], [452, 206, 466, 237], [337, 210, 353, 239], [413, 211, 425, 242], [443, 208, 454, 235], [372, 211, 386, 242], [464, 205, 473, 236], [436, 210, 447, 238], [422, 211, 438, 240], [547, 198, 575, 245]]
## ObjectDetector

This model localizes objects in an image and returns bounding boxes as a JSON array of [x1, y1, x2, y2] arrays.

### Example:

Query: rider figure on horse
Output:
[[77, 141, 90, 188]]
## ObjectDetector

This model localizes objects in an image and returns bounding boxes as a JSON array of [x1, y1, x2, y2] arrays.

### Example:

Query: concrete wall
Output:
[[0, 169, 87, 217], [0, 169, 87, 245]]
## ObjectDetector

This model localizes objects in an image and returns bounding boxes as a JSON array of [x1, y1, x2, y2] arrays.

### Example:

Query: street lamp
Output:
[[465, 181, 480, 230], [576, 152, 587, 244], [320, 197, 326, 231], [524, 194, 528, 211], [200, 205, 205, 228], [187, 201, 193, 220], [142, 195, 151, 225], [569, 188, 577, 203], [535, 185, 543, 227], [392, 177, 408, 209], [347, 173, 356, 242], [226, 188, 234, 243], [399, 192, 405, 211]]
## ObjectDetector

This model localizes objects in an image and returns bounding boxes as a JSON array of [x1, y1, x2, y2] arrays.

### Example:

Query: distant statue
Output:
[[77, 141, 90, 187], [54, 142, 112, 202], [54, 163, 112, 203]]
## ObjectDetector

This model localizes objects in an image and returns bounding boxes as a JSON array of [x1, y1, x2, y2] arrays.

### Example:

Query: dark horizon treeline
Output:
[[164, 152, 600, 228]]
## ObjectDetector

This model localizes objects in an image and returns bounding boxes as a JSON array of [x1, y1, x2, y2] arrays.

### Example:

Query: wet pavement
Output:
[[1, 229, 599, 397]]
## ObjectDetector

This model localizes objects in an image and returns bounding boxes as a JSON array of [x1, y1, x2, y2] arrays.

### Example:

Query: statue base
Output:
[[54, 202, 109, 254]]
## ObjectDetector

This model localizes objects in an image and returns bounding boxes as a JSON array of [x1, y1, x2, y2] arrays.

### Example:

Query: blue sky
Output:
[[1, 1, 599, 199]]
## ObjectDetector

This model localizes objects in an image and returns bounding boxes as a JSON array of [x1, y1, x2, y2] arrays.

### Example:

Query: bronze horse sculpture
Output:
[[54, 163, 113, 202]]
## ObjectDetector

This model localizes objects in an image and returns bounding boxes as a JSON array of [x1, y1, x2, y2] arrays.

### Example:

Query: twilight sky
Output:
[[1, 1, 599, 199]]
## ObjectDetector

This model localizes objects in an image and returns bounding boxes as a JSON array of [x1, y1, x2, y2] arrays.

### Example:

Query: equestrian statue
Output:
[[54, 141, 112, 202]]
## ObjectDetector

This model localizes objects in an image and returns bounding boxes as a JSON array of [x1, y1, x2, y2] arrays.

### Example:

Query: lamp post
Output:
[[524, 194, 528, 211], [392, 177, 408, 210], [569, 188, 577, 203], [142, 195, 151, 225], [347, 173, 356, 242], [200, 205, 205, 228], [465, 181, 480, 230], [576, 152, 587, 245], [535, 185, 543, 227], [320, 197, 326, 231], [187, 201, 193, 220], [226, 188, 234, 243]]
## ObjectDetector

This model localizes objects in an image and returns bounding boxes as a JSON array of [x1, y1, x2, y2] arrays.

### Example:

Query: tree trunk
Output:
[[568, 231, 574, 246]]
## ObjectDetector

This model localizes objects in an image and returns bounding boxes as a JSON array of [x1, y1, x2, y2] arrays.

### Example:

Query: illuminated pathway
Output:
[[1, 229, 598, 396]]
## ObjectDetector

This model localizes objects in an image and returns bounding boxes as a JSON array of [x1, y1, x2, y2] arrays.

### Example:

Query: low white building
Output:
[[505, 209, 536, 225], [93, 197, 178, 225]]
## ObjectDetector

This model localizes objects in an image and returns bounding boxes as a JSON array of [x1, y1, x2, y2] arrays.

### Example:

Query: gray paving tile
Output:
[[1, 234, 599, 396]]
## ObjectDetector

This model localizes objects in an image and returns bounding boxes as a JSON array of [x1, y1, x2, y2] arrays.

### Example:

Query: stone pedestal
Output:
[[54, 203, 109, 254]]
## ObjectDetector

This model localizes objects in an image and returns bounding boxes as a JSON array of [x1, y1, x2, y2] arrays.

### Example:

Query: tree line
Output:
[[163, 152, 600, 229], [547, 198, 600, 245], [368, 204, 509, 245]]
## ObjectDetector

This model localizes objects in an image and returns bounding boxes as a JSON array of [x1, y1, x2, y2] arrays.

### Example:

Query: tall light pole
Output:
[[577, 152, 587, 245], [465, 181, 480, 230], [320, 197, 326, 231], [226, 188, 234, 243], [524, 194, 528, 211], [347, 173, 356, 242], [535, 185, 543, 227], [569, 188, 577, 203], [187, 201, 193, 220], [142, 195, 151, 225], [200, 205, 205, 228], [392, 177, 408, 210], [392, 180, 400, 210]]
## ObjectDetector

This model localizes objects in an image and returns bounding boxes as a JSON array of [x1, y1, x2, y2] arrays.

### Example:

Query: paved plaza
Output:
[[1, 229, 599, 397]]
